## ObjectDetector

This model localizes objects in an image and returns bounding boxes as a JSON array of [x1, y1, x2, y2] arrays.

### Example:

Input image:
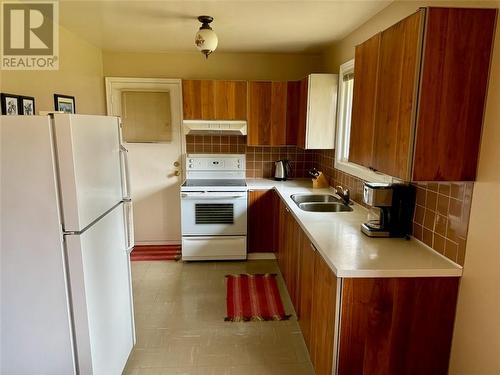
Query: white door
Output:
[[53, 114, 123, 232], [66, 203, 134, 375], [106, 78, 184, 245]]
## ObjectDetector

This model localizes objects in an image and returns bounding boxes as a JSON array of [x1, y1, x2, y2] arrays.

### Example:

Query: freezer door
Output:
[[54, 114, 123, 232], [66, 203, 134, 375]]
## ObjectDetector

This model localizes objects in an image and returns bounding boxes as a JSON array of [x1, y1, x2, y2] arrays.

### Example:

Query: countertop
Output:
[[246, 179, 463, 278]]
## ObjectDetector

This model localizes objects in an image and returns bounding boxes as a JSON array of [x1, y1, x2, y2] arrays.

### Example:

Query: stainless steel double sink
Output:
[[290, 194, 353, 212]]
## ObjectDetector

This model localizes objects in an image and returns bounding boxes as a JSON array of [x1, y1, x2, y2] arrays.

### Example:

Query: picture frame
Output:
[[20, 96, 36, 115], [54, 94, 76, 114], [1, 93, 21, 115]]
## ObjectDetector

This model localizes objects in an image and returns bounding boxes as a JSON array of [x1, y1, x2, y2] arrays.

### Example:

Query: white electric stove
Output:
[[180, 154, 247, 261]]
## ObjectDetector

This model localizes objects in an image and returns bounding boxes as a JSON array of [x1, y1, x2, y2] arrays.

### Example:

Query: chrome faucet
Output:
[[335, 185, 350, 206]]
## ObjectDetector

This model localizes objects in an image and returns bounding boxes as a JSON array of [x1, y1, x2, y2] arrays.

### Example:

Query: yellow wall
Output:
[[102, 51, 323, 81], [322, 1, 500, 373], [0, 26, 105, 115]]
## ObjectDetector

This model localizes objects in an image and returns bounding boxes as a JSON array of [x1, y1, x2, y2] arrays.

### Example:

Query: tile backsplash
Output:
[[185, 135, 315, 178], [412, 181, 472, 266], [185, 135, 247, 154], [313, 149, 472, 266]]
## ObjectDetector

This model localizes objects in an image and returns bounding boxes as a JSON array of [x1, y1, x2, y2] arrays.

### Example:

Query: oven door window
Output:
[[195, 203, 234, 224], [181, 194, 247, 236]]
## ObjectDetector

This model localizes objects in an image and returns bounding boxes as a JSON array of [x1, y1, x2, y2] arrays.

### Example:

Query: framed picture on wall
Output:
[[20, 96, 36, 115], [1, 93, 20, 115], [54, 94, 76, 114]]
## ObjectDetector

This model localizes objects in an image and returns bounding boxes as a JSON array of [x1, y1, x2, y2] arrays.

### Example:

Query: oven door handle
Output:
[[181, 192, 247, 199]]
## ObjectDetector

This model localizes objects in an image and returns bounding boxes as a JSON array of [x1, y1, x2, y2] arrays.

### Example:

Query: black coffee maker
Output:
[[361, 182, 415, 238]]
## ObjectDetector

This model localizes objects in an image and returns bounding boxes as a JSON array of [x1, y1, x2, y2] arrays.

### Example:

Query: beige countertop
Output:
[[246, 178, 463, 278]]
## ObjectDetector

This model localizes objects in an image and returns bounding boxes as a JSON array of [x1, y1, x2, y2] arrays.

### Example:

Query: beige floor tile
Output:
[[160, 368, 196, 375], [194, 366, 231, 375], [125, 260, 313, 375]]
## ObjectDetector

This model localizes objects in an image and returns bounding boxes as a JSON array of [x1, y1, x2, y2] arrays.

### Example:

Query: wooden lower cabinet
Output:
[[310, 248, 338, 375], [277, 199, 288, 273], [281, 217, 337, 375], [247, 190, 279, 253], [276, 200, 302, 307], [297, 239, 315, 347], [338, 277, 460, 375], [275, 199, 461, 375]]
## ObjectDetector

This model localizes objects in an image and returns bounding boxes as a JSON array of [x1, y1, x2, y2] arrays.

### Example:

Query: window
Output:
[[336, 60, 355, 162], [334, 59, 392, 183]]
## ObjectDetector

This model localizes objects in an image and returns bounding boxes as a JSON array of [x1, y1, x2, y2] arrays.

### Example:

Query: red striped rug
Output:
[[130, 245, 181, 261], [225, 273, 290, 322]]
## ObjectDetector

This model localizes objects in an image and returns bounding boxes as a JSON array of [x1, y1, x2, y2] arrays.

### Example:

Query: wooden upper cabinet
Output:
[[182, 80, 216, 120], [286, 80, 301, 146], [372, 10, 424, 180], [214, 80, 247, 120], [297, 78, 309, 149], [182, 80, 247, 120], [348, 7, 496, 181], [349, 33, 381, 168], [412, 8, 497, 181], [271, 82, 287, 145], [247, 81, 287, 146]]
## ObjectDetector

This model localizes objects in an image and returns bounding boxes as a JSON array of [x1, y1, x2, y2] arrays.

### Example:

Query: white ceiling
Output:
[[59, 0, 392, 54]]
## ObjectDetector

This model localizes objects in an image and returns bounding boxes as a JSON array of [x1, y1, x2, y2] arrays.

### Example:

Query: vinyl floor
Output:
[[123, 260, 314, 375]]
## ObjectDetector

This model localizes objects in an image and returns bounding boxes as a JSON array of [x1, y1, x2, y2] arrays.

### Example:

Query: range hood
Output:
[[183, 120, 247, 135]]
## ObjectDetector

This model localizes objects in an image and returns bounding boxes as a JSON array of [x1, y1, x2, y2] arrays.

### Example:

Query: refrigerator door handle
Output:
[[120, 145, 131, 201], [123, 201, 135, 253]]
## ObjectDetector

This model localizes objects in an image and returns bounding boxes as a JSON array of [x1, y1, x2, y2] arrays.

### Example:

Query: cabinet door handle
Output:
[[310, 242, 317, 252]]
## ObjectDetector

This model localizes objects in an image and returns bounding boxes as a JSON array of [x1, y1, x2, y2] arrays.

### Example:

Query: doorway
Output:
[[106, 77, 184, 245]]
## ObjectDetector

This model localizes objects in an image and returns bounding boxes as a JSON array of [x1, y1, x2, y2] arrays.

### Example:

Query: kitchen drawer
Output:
[[182, 236, 247, 261]]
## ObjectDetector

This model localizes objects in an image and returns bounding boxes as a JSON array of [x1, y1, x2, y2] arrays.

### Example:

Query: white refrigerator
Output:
[[0, 114, 135, 375]]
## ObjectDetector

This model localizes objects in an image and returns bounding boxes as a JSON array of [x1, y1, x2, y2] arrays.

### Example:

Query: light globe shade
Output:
[[195, 28, 218, 54]]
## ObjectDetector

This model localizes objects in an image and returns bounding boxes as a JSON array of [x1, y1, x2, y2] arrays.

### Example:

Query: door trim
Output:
[[104, 77, 186, 179]]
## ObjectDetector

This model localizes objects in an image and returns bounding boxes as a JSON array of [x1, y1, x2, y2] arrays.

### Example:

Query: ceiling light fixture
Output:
[[195, 15, 218, 59]]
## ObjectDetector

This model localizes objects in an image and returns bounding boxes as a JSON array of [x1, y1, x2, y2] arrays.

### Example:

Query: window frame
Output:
[[334, 59, 393, 183]]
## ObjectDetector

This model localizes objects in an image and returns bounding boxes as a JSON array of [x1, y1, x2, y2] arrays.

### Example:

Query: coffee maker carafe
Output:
[[361, 182, 414, 238]]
